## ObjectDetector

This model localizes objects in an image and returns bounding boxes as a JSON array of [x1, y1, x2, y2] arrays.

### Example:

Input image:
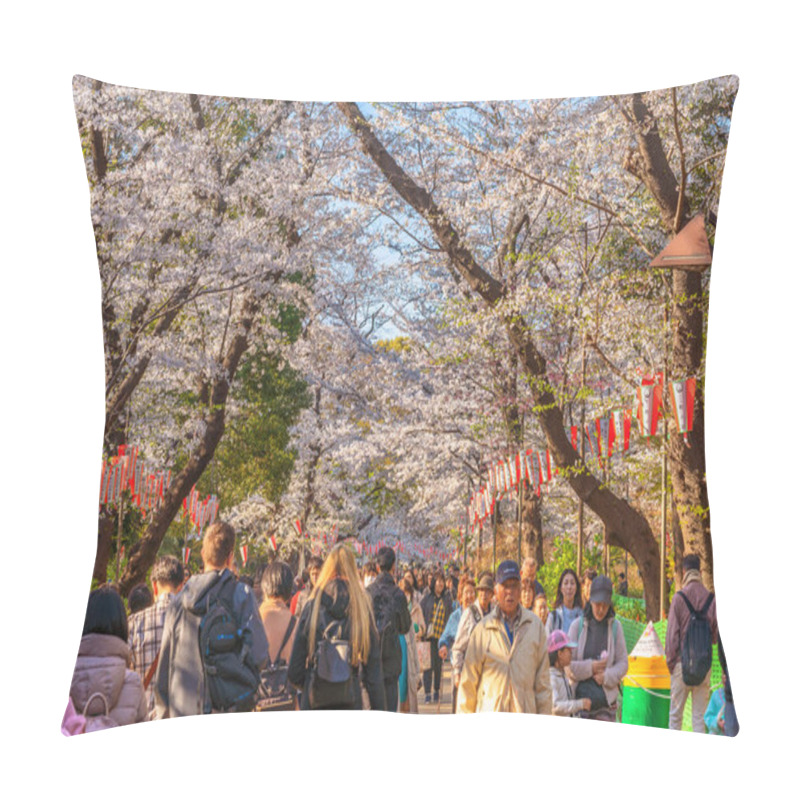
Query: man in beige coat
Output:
[[457, 560, 552, 714]]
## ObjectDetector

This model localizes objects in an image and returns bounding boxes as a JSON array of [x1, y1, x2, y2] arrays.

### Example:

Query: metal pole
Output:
[[577, 338, 586, 577], [517, 475, 523, 563], [660, 300, 670, 620], [115, 493, 124, 583], [492, 500, 497, 572], [625, 476, 630, 584], [603, 461, 610, 576], [660, 449, 668, 620]]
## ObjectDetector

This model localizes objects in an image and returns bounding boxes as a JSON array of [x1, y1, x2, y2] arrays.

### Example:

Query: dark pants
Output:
[[383, 678, 399, 713], [725, 700, 739, 736], [423, 640, 442, 695]]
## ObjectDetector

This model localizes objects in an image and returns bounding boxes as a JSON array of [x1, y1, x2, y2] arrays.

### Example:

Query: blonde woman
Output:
[[288, 545, 386, 710]]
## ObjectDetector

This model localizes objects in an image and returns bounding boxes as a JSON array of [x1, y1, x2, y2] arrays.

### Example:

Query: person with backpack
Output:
[[288, 544, 386, 711], [366, 546, 412, 712], [153, 521, 268, 718], [567, 575, 629, 722], [128, 555, 184, 717], [69, 585, 147, 732], [546, 568, 583, 636], [257, 560, 298, 711], [665, 553, 718, 732]]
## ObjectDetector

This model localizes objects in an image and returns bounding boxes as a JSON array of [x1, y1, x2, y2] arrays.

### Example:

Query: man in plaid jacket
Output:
[[128, 555, 185, 716]]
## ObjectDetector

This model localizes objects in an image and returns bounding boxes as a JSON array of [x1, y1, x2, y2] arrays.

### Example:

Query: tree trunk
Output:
[[627, 93, 714, 589], [337, 102, 662, 619], [521, 482, 544, 567], [93, 509, 115, 585], [118, 292, 259, 595]]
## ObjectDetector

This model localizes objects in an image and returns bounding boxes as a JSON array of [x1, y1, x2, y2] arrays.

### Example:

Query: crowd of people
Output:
[[62, 521, 737, 736]]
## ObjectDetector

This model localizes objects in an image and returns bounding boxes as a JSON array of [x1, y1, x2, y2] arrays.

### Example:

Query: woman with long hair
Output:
[[546, 568, 584, 635], [288, 545, 385, 710]]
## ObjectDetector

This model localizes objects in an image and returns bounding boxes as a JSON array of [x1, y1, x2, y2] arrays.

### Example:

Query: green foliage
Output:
[[212, 346, 311, 506], [538, 531, 603, 602]]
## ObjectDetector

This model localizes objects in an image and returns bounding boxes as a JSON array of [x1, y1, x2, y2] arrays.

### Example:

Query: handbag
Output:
[[575, 678, 608, 711], [417, 639, 431, 671], [256, 616, 297, 711]]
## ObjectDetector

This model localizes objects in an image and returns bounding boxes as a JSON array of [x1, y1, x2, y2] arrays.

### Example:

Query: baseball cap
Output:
[[495, 560, 521, 585], [547, 629, 578, 653], [589, 575, 613, 604]]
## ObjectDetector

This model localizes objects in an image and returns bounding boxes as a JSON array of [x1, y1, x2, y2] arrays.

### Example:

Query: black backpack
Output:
[[308, 619, 356, 710], [256, 616, 297, 712], [678, 591, 715, 686], [198, 574, 260, 712], [375, 597, 401, 679]]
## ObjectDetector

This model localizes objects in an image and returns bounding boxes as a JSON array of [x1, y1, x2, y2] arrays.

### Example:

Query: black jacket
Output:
[[420, 591, 453, 640], [366, 572, 412, 679], [287, 578, 386, 710]]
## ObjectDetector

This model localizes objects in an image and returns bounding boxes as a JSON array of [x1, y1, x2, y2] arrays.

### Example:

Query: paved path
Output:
[[417, 662, 454, 714]]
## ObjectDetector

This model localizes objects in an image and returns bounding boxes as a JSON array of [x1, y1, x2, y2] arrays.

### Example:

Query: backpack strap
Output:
[[143, 652, 160, 690], [677, 590, 698, 616], [471, 604, 481, 625], [700, 593, 715, 617], [276, 616, 297, 662]]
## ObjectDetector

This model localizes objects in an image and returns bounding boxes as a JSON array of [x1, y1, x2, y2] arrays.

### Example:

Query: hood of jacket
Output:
[[180, 568, 235, 615], [71, 633, 131, 716], [320, 578, 350, 620]]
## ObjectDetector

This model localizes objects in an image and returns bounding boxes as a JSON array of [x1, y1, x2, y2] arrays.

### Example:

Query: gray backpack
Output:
[[198, 574, 260, 712], [308, 620, 356, 709]]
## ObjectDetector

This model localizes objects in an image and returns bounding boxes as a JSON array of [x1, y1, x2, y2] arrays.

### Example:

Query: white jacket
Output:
[[549, 666, 585, 716]]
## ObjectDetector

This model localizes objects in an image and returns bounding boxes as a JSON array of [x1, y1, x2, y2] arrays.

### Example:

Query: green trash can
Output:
[[621, 655, 670, 728]]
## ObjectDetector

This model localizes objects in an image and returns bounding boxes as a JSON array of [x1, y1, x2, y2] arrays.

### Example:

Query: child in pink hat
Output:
[[548, 629, 591, 717]]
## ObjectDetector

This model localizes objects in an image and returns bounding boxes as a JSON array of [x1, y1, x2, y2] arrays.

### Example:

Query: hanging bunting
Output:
[[182, 547, 191, 565], [595, 416, 613, 462], [538, 451, 550, 483], [638, 374, 662, 437], [636, 376, 663, 438], [240, 544, 248, 566], [570, 426, 579, 451], [269, 535, 278, 552], [611, 409, 632, 455], [669, 377, 696, 443]]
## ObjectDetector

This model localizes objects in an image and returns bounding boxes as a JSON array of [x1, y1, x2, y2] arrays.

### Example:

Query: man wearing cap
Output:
[[456, 560, 552, 715], [567, 575, 629, 722], [450, 571, 495, 691]]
